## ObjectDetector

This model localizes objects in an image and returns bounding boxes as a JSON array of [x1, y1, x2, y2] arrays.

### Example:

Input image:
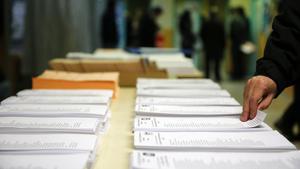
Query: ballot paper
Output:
[[137, 89, 230, 97], [131, 150, 300, 169], [137, 78, 215, 84], [135, 104, 242, 116], [0, 117, 103, 134], [134, 111, 269, 132], [136, 83, 221, 90], [0, 104, 108, 118], [0, 153, 90, 169], [17, 89, 113, 98], [0, 133, 98, 152], [134, 130, 295, 151], [1, 96, 111, 105], [135, 97, 240, 106]]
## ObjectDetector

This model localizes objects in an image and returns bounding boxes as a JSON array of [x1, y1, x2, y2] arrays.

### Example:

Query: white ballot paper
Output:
[[135, 105, 242, 116], [135, 97, 240, 106], [137, 89, 230, 97], [131, 150, 300, 169], [0, 104, 108, 118], [1, 96, 111, 106], [134, 111, 269, 132], [137, 78, 215, 85], [17, 89, 113, 98], [0, 117, 103, 134], [0, 133, 97, 152], [134, 130, 296, 151], [136, 83, 221, 90], [0, 153, 90, 169]]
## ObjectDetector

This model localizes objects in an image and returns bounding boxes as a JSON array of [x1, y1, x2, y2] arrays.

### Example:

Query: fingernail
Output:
[[250, 113, 255, 119], [240, 115, 246, 121]]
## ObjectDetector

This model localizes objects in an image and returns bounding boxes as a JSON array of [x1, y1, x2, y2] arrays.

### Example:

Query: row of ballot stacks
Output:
[[0, 68, 119, 168], [49, 49, 203, 86], [131, 78, 300, 169]]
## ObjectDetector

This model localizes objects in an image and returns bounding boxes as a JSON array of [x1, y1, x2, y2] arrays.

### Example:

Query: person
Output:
[[200, 8, 225, 81], [230, 7, 250, 80], [138, 7, 162, 47], [0, 68, 10, 101], [241, 0, 300, 131], [179, 10, 195, 58], [101, 0, 118, 48], [126, 10, 142, 48]]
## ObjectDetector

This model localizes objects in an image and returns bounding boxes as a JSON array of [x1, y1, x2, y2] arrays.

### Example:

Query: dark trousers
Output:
[[231, 44, 246, 79], [280, 82, 300, 131], [205, 51, 222, 82]]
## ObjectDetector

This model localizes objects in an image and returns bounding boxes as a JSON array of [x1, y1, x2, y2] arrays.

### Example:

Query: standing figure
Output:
[[138, 7, 163, 47], [200, 9, 225, 81], [230, 7, 250, 79], [101, 0, 118, 48], [179, 10, 195, 58]]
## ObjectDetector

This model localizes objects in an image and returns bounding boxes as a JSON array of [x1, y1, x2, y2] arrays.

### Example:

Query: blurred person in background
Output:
[[138, 6, 163, 47], [200, 7, 225, 82], [230, 7, 250, 80], [179, 10, 195, 58], [101, 0, 118, 48], [241, 0, 300, 141], [126, 9, 142, 48], [0, 68, 10, 101]]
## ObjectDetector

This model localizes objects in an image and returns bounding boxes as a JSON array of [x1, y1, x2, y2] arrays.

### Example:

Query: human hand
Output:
[[240, 75, 277, 122]]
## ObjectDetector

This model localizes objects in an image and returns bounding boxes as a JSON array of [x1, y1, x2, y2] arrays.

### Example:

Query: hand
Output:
[[240, 75, 277, 121]]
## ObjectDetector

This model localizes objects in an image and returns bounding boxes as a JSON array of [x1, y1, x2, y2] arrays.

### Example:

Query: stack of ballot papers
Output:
[[132, 78, 299, 169], [1, 95, 111, 106], [17, 89, 113, 97], [141, 53, 202, 77], [131, 150, 300, 169], [134, 113, 271, 132], [0, 89, 114, 169], [32, 70, 119, 98], [0, 153, 91, 169], [134, 130, 295, 151]]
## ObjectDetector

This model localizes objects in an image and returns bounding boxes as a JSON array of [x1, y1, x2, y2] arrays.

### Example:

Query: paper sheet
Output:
[[134, 130, 295, 151], [0, 133, 97, 152], [0, 153, 90, 169], [135, 104, 242, 116], [0, 117, 101, 134], [135, 97, 240, 106], [137, 78, 215, 84], [136, 83, 220, 90], [0, 104, 108, 118], [131, 150, 300, 169], [137, 89, 230, 97], [17, 89, 113, 97], [1, 96, 110, 105], [134, 111, 269, 131]]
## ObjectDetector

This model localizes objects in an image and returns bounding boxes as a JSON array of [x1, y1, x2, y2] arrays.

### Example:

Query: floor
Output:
[[220, 79, 300, 149]]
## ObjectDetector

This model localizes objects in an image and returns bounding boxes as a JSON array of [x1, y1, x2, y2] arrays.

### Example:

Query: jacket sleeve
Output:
[[255, 0, 300, 96]]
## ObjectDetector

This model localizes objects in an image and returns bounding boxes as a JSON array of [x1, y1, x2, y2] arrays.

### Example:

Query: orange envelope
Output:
[[32, 70, 119, 98]]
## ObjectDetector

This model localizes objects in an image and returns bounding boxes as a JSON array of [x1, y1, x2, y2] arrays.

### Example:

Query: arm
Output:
[[241, 0, 300, 121]]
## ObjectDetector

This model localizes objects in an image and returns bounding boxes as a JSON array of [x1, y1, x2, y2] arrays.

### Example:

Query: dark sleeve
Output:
[[255, 0, 300, 96]]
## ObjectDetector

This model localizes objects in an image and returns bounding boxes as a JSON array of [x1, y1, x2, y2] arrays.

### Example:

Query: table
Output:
[[94, 88, 135, 169]]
